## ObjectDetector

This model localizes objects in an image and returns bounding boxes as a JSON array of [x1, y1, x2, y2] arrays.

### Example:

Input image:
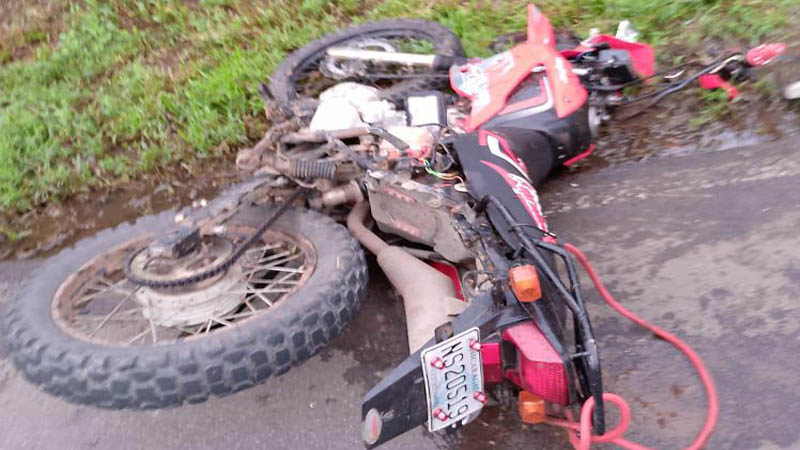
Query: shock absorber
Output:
[[289, 159, 337, 179]]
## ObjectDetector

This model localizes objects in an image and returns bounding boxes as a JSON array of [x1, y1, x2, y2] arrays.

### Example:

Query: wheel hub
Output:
[[135, 266, 245, 327], [129, 235, 246, 327]]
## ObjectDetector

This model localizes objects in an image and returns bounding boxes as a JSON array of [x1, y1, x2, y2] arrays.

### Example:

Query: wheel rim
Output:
[[51, 226, 316, 346]]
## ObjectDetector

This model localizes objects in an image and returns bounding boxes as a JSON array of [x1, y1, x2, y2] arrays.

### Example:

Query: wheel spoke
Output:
[[175, 326, 198, 335], [252, 291, 274, 307], [87, 288, 139, 338], [210, 317, 233, 327], [57, 232, 313, 346], [229, 287, 294, 295], [268, 270, 300, 284], [248, 278, 301, 285], [245, 242, 284, 255], [80, 315, 143, 322], [262, 266, 305, 274], [240, 253, 303, 276], [219, 310, 258, 321], [95, 275, 125, 289], [76, 278, 132, 307], [126, 327, 149, 345], [254, 249, 293, 265]]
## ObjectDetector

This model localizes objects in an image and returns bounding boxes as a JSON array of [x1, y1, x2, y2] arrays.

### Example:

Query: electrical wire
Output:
[[543, 243, 719, 450], [422, 159, 463, 182]]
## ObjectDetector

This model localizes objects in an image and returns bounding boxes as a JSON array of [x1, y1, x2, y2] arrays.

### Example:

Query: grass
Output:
[[690, 88, 732, 128], [1, 0, 798, 214]]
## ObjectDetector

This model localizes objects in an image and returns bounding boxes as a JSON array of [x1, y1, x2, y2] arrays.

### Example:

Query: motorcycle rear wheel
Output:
[[2, 205, 367, 409]]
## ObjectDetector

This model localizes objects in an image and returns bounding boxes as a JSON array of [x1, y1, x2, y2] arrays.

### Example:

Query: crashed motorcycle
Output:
[[3, 4, 785, 449]]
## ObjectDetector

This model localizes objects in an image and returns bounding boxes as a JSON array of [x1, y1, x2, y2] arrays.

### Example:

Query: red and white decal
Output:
[[451, 51, 516, 113], [479, 130, 530, 181], [481, 160, 548, 231]]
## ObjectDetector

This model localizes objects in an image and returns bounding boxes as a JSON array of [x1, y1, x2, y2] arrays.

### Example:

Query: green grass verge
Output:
[[1, 0, 797, 212]]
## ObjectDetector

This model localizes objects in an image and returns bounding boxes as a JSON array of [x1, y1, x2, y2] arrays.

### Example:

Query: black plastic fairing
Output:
[[451, 130, 553, 244], [485, 74, 593, 166]]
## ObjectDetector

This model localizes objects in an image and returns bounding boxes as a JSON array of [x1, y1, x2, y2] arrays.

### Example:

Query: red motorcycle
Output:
[[3, 4, 784, 449]]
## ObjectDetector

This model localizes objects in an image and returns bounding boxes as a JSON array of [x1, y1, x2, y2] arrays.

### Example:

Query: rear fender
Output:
[[360, 286, 573, 448], [360, 292, 529, 448]]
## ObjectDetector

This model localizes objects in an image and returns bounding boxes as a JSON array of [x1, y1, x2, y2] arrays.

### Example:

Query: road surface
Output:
[[1, 139, 799, 450]]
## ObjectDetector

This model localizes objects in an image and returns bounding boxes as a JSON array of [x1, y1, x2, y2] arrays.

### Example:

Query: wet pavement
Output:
[[2, 138, 800, 449]]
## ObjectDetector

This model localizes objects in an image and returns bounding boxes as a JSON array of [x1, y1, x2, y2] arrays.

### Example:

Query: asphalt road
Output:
[[1, 139, 799, 450]]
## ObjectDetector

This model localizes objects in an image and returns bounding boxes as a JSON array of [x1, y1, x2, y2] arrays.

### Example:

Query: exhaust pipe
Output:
[[347, 202, 465, 353]]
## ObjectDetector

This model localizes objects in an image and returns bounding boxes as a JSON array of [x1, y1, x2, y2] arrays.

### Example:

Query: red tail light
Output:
[[480, 342, 503, 384], [501, 321, 569, 405]]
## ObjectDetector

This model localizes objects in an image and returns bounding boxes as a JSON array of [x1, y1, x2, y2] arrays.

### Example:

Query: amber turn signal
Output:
[[518, 390, 546, 424], [508, 264, 542, 302]]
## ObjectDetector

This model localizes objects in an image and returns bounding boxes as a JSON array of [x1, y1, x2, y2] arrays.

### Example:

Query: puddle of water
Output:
[[0, 159, 243, 260], [591, 91, 800, 167], [326, 259, 410, 387]]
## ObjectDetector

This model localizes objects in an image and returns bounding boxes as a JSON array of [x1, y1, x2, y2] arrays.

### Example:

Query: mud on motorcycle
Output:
[[2, 4, 787, 449]]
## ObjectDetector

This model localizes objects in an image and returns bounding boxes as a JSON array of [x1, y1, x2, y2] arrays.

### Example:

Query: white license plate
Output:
[[420, 327, 484, 432]]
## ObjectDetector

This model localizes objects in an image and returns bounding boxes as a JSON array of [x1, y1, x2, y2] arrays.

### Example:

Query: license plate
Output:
[[420, 327, 484, 432]]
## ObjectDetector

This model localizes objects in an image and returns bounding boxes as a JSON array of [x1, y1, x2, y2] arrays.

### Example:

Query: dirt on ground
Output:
[[2, 14, 799, 260], [0, 0, 69, 62], [0, 160, 244, 260], [2, 139, 800, 450]]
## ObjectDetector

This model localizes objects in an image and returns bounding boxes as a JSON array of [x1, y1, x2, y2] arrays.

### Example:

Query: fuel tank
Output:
[[481, 72, 594, 176]]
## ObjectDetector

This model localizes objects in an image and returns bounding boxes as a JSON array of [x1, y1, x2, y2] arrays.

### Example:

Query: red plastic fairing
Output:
[[449, 6, 587, 131], [428, 261, 464, 301], [698, 74, 739, 99], [449, 44, 586, 131], [526, 4, 556, 48], [561, 35, 655, 78], [481, 342, 503, 384], [536, 49, 587, 119], [746, 43, 786, 66], [502, 321, 569, 405]]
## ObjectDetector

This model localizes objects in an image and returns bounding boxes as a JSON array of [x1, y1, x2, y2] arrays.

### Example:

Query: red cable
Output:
[[542, 243, 719, 450]]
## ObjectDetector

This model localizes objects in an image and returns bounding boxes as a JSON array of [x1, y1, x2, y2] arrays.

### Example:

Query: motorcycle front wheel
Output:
[[2, 205, 367, 409], [268, 18, 465, 109]]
